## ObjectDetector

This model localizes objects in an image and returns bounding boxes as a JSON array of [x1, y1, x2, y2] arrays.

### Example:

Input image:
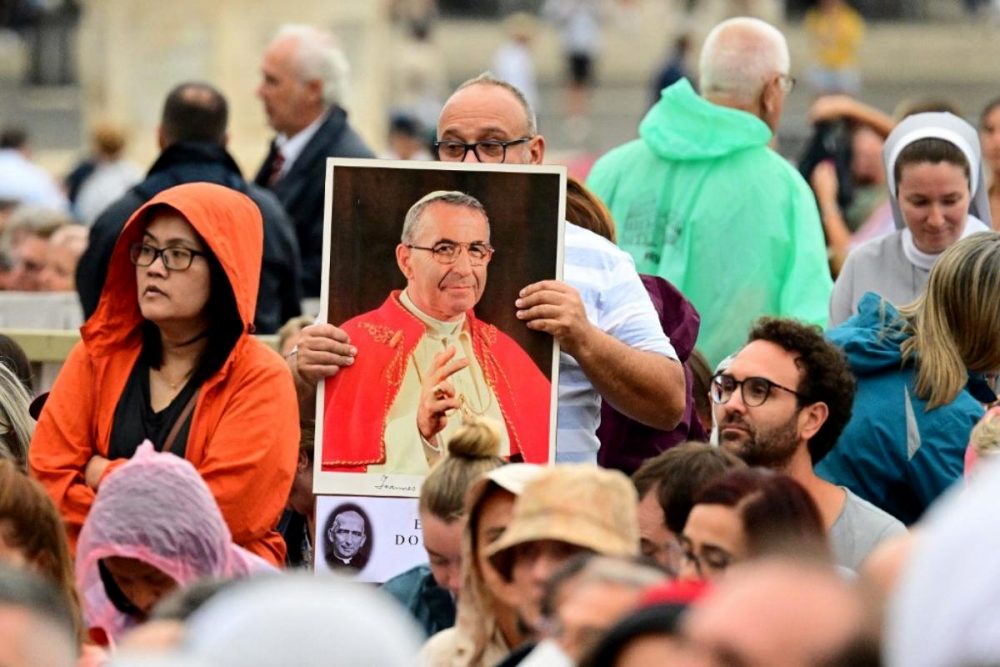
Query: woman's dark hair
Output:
[[0, 334, 33, 393], [0, 462, 83, 639], [98, 559, 146, 620], [139, 208, 244, 387], [893, 137, 970, 187], [564, 177, 618, 244], [631, 441, 746, 535], [694, 468, 829, 560]]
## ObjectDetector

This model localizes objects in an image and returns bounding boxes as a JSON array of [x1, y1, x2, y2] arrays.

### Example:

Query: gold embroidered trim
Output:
[[359, 323, 396, 345]]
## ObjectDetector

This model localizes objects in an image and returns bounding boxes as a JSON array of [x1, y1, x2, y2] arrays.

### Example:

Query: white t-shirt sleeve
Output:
[[564, 223, 678, 360]]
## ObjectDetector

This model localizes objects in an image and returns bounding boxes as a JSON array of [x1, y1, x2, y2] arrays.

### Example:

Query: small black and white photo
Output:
[[321, 502, 374, 572], [315, 496, 427, 583]]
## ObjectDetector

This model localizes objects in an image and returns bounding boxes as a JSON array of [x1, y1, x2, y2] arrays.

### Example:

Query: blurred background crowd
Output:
[[2, 0, 1000, 305]]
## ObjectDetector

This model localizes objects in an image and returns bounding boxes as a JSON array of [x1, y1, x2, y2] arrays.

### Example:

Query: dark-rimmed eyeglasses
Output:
[[710, 373, 808, 408], [778, 73, 797, 93], [129, 243, 207, 271], [433, 137, 532, 163], [406, 241, 494, 266]]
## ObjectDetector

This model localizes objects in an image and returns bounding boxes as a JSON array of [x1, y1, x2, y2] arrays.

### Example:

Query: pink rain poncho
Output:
[[75, 441, 275, 643]]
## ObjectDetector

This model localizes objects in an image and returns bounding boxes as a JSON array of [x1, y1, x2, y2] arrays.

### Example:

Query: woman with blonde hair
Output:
[[0, 363, 32, 469], [818, 232, 1000, 524], [420, 459, 545, 666], [383, 417, 506, 638]]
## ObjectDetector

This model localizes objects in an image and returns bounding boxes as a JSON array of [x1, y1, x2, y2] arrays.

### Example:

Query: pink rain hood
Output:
[[75, 442, 274, 642]]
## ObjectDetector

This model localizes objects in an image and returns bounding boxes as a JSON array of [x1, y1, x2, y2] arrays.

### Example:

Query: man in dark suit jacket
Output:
[[254, 25, 375, 297], [76, 82, 302, 334]]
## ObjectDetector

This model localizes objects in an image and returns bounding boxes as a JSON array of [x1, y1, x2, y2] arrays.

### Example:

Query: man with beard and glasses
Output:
[[712, 318, 904, 571]]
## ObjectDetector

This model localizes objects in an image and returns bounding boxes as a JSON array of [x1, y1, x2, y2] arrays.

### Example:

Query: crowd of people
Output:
[[1, 8, 1000, 667]]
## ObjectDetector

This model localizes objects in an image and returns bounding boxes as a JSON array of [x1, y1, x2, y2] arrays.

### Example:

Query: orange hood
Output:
[[82, 182, 263, 357]]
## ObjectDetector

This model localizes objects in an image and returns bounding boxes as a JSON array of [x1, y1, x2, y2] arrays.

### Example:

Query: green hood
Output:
[[639, 78, 773, 161]]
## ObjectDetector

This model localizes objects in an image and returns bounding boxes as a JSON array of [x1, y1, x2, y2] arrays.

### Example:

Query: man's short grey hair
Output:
[[401, 191, 490, 244], [450, 72, 538, 137], [273, 24, 350, 108], [571, 556, 666, 591], [0, 206, 72, 259], [699, 17, 790, 105], [540, 555, 665, 621], [332, 510, 365, 535]]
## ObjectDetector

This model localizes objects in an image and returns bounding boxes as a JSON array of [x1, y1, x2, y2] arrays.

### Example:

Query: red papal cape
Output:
[[322, 291, 552, 472]]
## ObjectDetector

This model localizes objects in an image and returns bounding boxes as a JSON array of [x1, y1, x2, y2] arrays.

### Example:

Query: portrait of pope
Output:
[[321, 190, 552, 474]]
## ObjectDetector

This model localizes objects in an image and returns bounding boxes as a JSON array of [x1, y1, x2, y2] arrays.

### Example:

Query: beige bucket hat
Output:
[[486, 464, 639, 579]]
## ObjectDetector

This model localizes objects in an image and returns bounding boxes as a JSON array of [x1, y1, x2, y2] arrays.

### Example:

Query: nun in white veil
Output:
[[828, 112, 992, 327]]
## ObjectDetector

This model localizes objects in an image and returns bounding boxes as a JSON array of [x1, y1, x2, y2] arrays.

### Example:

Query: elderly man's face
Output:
[[8, 235, 48, 291], [331, 512, 368, 560], [397, 202, 490, 322], [683, 562, 866, 667], [257, 36, 323, 137], [331, 511, 366, 560], [436, 83, 544, 165]]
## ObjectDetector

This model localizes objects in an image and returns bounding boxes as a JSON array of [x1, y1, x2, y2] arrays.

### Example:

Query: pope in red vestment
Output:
[[322, 291, 552, 472]]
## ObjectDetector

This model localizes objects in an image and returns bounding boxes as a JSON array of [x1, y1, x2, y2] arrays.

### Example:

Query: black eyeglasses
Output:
[[129, 243, 207, 271], [406, 241, 494, 266], [433, 137, 532, 163], [710, 373, 808, 408], [778, 73, 797, 93]]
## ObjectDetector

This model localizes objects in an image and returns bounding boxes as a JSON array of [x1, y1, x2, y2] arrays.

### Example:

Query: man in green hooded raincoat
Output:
[[588, 17, 832, 366]]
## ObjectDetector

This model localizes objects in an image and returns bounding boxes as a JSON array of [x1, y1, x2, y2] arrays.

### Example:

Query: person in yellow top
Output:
[[805, 0, 864, 95]]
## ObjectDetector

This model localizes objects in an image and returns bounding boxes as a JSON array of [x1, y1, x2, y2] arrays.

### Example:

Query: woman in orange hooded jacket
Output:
[[29, 182, 299, 566]]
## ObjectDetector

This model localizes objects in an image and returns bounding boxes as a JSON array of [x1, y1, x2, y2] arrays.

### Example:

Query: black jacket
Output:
[[254, 106, 374, 297], [76, 141, 302, 334]]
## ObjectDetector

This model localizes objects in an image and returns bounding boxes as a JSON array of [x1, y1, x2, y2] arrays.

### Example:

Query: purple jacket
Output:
[[597, 275, 707, 474]]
